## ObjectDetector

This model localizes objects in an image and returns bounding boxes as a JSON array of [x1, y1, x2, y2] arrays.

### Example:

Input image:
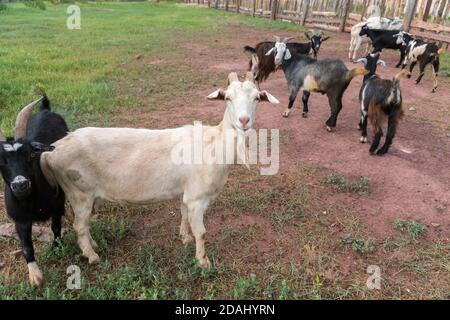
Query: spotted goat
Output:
[[395, 31, 445, 92]]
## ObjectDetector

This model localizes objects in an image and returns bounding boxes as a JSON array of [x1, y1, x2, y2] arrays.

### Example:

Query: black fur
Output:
[[0, 95, 68, 274], [358, 53, 404, 155], [280, 53, 366, 129], [359, 26, 408, 68]]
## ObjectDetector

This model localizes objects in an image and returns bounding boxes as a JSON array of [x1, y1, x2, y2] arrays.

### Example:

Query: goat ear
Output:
[[284, 48, 292, 60], [30, 142, 55, 158], [265, 47, 275, 56], [377, 60, 387, 68], [354, 58, 367, 65], [321, 36, 330, 42], [259, 91, 279, 104], [304, 32, 311, 40], [207, 89, 226, 101]]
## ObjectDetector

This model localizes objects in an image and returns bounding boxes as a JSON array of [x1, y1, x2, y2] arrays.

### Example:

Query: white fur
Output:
[[349, 17, 403, 60], [41, 76, 278, 269]]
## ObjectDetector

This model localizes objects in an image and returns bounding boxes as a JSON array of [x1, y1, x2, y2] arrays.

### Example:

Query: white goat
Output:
[[41, 72, 279, 268], [349, 16, 403, 61]]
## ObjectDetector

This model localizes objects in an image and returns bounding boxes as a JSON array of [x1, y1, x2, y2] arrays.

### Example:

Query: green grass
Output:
[[0, 1, 449, 300], [0, 1, 305, 135], [320, 172, 371, 196], [440, 53, 450, 77]]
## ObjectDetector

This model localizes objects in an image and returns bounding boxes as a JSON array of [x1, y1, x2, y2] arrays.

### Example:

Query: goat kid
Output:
[[40, 72, 279, 269], [268, 38, 368, 131], [244, 32, 329, 85], [349, 16, 403, 61], [356, 52, 406, 155], [0, 96, 68, 286], [395, 31, 445, 92], [359, 25, 408, 68]]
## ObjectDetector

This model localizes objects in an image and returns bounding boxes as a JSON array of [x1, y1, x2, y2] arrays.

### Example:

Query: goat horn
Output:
[[273, 35, 281, 42], [227, 72, 239, 86], [0, 129, 6, 142], [245, 72, 255, 83], [283, 37, 295, 43], [14, 96, 44, 140]]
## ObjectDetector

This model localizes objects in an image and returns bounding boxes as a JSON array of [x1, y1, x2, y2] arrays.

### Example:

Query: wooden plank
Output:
[[403, 0, 418, 31], [271, 0, 278, 19], [339, 0, 351, 32], [301, 0, 311, 25], [422, 0, 433, 21]]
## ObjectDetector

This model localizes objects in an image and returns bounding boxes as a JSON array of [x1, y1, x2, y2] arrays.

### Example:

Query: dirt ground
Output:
[[129, 27, 450, 239], [1, 21, 449, 299]]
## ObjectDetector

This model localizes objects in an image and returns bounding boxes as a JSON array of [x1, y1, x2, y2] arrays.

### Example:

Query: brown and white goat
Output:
[[40, 72, 279, 269]]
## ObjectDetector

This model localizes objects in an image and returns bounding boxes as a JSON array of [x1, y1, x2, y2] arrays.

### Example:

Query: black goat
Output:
[[359, 26, 409, 68], [397, 32, 445, 92], [268, 39, 367, 131], [355, 52, 406, 155], [0, 95, 68, 286], [244, 33, 329, 85]]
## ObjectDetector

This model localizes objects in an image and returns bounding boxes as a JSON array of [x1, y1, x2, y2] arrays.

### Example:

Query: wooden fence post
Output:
[[253, 0, 257, 16], [236, 0, 240, 13], [271, 0, 278, 20], [437, 0, 448, 23], [215, 0, 219, 9], [360, 0, 368, 20], [225, 0, 229, 11], [403, 0, 418, 31], [422, 0, 432, 21], [301, 0, 310, 26], [339, 0, 351, 32]]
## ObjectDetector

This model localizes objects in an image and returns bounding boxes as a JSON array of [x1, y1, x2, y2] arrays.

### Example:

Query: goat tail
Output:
[[393, 69, 408, 84], [244, 45, 256, 54], [346, 67, 369, 81], [40, 94, 51, 111]]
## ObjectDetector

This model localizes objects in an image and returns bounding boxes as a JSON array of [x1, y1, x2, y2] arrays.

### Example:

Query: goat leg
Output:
[[369, 131, 383, 155], [282, 88, 298, 118], [51, 215, 62, 248], [302, 91, 310, 118], [431, 59, 439, 93], [415, 61, 427, 84], [16, 222, 43, 286], [407, 61, 416, 78], [376, 114, 397, 155]]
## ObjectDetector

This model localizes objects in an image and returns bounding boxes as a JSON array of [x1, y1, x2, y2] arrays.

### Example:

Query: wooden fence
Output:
[[186, 0, 450, 47]]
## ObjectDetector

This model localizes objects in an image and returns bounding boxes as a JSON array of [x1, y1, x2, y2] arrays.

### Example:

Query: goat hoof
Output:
[[181, 234, 194, 244], [431, 88, 437, 93], [198, 256, 211, 269], [88, 253, 100, 264], [326, 126, 334, 132], [302, 112, 308, 118], [360, 136, 367, 143], [90, 239, 99, 249], [376, 149, 387, 156], [406, 74, 412, 79], [282, 110, 290, 118], [27, 262, 43, 287]]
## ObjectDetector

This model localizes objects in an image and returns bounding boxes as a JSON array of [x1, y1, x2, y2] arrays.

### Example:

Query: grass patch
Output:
[[320, 172, 370, 196], [393, 219, 427, 240], [440, 53, 450, 77], [342, 234, 375, 254]]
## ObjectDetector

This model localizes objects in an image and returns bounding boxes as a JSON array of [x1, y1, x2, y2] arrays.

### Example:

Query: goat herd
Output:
[[0, 17, 446, 288]]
